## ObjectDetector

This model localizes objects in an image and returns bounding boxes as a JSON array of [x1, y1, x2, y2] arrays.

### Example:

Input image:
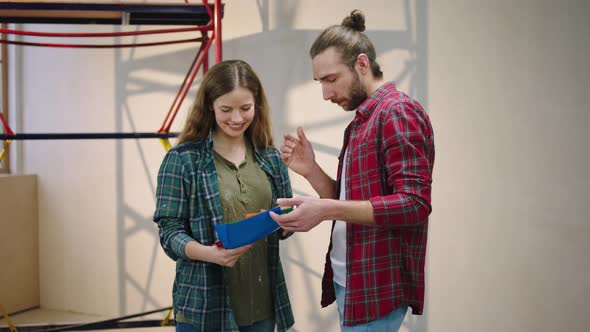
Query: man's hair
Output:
[[310, 10, 383, 79], [177, 60, 273, 148]]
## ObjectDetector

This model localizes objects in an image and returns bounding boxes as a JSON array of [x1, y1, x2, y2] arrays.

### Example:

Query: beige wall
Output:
[[6, 0, 589, 331], [0, 175, 39, 313], [427, 1, 590, 331]]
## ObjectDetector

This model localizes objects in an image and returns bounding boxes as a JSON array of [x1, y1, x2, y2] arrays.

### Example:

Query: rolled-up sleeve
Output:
[[153, 151, 193, 260], [371, 101, 434, 228]]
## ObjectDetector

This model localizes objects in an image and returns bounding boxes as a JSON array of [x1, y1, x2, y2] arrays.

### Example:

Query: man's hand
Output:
[[280, 127, 316, 178], [269, 196, 327, 232]]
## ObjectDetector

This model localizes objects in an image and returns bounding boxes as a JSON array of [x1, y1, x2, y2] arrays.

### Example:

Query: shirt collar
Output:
[[206, 129, 269, 170], [355, 81, 396, 119]]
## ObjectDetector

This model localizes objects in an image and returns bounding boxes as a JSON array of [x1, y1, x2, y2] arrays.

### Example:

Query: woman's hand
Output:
[[210, 243, 252, 267]]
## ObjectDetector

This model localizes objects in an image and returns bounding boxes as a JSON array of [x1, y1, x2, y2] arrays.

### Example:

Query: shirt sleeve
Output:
[[370, 101, 434, 228], [278, 154, 293, 199], [153, 151, 193, 261], [273, 149, 295, 240]]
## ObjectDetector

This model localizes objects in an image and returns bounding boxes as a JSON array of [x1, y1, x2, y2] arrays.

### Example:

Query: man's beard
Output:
[[343, 74, 367, 111]]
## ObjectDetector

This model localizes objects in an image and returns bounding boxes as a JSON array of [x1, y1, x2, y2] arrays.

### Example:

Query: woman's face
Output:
[[212, 86, 255, 141]]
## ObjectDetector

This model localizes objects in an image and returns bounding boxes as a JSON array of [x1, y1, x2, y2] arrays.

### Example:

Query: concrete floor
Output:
[[0, 308, 175, 332]]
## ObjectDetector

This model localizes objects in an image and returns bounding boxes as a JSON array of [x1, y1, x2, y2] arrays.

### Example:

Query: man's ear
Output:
[[355, 53, 370, 75]]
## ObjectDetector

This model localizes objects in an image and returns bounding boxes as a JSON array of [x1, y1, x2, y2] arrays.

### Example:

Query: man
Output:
[[269, 9, 435, 332]]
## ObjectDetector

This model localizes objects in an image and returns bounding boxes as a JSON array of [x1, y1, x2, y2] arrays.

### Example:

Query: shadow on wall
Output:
[[112, 1, 428, 331]]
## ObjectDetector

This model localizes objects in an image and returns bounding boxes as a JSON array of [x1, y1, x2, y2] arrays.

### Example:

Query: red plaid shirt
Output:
[[321, 81, 435, 326]]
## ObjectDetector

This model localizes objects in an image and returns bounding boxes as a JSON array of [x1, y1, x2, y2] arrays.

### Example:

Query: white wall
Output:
[[7, 0, 589, 331]]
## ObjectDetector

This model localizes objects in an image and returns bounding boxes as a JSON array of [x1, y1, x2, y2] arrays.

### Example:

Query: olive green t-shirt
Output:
[[214, 144, 274, 326]]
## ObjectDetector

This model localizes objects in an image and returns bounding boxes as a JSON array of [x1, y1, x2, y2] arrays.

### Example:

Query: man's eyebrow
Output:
[[316, 73, 335, 82]]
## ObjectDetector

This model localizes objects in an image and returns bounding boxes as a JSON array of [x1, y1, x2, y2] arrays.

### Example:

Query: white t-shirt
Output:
[[330, 149, 348, 287]]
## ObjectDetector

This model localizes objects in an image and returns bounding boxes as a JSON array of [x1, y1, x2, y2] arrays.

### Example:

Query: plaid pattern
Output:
[[154, 132, 294, 332], [321, 82, 435, 326]]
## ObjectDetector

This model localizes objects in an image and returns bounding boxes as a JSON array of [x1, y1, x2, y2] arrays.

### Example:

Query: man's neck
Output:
[[365, 78, 384, 97]]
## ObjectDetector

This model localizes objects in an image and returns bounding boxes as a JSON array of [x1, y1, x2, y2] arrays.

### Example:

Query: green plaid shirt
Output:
[[153, 132, 294, 332]]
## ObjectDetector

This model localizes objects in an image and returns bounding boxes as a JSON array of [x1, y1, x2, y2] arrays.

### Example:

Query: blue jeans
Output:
[[239, 319, 275, 332], [176, 319, 275, 332], [175, 322, 198, 332], [334, 282, 408, 332]]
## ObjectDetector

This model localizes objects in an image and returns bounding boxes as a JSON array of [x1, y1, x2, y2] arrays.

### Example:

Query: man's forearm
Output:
[[323, 199, 375, 225], [306, 162, 338, 198]]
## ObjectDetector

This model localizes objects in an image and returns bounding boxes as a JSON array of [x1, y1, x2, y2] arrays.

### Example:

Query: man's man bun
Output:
[[341, 10, 366, 32]]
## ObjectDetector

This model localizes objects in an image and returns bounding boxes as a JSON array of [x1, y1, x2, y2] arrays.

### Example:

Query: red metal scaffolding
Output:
[[0, 0, 224, 162]]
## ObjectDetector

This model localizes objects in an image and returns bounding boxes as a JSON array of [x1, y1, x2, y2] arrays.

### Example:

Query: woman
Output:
[[154, 60, 294, 332]]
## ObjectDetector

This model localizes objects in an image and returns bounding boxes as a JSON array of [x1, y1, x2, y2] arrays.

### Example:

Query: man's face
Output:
[[312, 47, 367, 111]]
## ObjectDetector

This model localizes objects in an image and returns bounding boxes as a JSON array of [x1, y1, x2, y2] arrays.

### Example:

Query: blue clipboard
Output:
[[214, 207, 291, 249]]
